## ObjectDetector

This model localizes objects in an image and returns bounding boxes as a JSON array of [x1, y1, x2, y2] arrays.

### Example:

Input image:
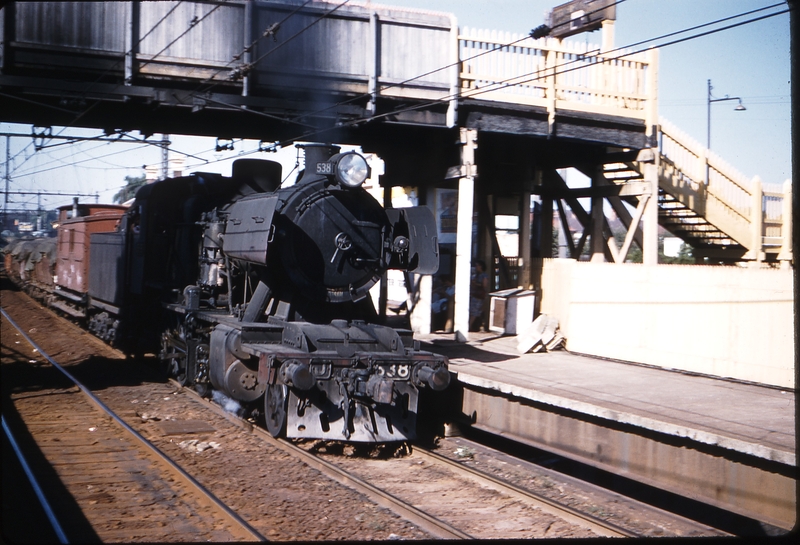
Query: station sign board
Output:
[[547, 0, 616, 40]]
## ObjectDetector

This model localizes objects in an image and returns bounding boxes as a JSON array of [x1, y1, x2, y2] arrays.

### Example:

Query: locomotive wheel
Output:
[[194, 382, 209, 397], [264, 384, 288, 438], [173, 358, 189, 387]]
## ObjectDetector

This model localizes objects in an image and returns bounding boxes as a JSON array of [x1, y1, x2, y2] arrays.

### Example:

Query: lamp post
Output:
[[707, 79, 746, 150]]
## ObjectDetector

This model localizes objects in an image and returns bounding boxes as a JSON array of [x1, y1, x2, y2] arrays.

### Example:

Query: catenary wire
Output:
[[41, 0, 357, 164], [189, 0, 317, 93], [5, 0, 336, 183], [4, 2, 789, 199], [188, 1, 785, 148], [177, 0, 789, 172], [5, 1, 220, 175], [267, 3, 790, 146], [278, 0, 628, 126]]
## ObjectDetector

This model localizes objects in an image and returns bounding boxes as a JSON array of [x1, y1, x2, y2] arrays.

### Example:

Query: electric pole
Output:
[[4, 137, 10, 230]]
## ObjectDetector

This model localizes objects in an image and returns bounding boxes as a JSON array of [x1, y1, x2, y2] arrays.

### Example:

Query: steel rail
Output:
[[0, 308, 268, 543], [264, 430, 474, 540], [176, 384, 473, 540], [414, 445, 638, 538], [2, 415, 70, 544]]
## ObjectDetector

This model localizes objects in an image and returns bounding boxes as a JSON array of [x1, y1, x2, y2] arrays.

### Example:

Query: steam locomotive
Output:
[[5, 144, 450, 443]]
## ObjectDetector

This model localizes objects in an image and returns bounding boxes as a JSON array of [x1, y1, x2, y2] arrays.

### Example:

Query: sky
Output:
[[0, 0, 792, 212]]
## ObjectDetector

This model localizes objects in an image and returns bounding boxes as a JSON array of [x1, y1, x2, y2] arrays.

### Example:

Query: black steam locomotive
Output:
[[89, 144, 449, 442]]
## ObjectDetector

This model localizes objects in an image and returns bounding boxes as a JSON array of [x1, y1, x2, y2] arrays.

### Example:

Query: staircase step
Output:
[[659, 214, 705, 221], [604, 173, 642, 179], [659, 211, 704, 219]]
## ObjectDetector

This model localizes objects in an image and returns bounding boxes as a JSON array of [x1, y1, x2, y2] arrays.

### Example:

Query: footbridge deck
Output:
[[1, 1, 789, 265]]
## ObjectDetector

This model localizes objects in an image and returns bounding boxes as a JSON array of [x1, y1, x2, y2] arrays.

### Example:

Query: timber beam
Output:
[[533, 181, 651, 199]]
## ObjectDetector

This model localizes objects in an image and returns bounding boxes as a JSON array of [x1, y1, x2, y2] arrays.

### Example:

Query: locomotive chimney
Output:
[[232, 159, 282, 193], [297, 143, 341, 184]]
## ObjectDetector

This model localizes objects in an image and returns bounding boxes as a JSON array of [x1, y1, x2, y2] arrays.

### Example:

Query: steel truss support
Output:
[[544, 151, 657, 264]]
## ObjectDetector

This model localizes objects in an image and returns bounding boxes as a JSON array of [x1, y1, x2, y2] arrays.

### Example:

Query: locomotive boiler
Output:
[[90, 144, 449, 442]]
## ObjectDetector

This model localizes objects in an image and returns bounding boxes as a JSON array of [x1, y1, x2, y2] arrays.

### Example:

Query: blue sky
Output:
[[1, 0, 792, 209], [387, 0, 792, 187]]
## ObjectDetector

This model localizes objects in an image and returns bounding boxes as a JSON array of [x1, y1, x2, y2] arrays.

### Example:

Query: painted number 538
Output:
[[377, 364, 410, 378]]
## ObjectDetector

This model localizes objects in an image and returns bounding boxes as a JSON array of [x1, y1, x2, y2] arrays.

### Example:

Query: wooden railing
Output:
[[458, 29, 658, 131], [657, 117, 792, 263]]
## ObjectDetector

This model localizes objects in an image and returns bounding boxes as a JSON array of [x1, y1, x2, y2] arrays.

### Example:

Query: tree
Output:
[[113, 174, 146, 204]]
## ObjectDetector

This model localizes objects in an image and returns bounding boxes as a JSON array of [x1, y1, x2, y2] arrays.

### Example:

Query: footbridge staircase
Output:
[[600, 117, 792, 265]]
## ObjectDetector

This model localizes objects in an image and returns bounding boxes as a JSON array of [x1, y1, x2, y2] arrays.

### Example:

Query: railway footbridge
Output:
[[0, 0, 792, 338]]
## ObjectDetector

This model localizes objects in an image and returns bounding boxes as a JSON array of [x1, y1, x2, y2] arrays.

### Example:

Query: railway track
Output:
[[179, 386, 616, 539], [2, 279, 726, 540], [277, 435, 631, 538], [1, 308, 266, 543], [184, 382, 723, 539]]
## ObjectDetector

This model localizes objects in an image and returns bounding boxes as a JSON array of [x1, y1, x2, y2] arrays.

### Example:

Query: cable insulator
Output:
[[530, 24, 550, 39]]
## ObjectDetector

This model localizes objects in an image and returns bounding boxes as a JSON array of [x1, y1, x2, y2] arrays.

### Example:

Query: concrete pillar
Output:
[[409, 185, 433, 333], [454, 128, 477, 342], [601, 20, 614, 53], [408, 273, 432, 334], [748, 176, 765, 264], [778, 179, 792, 268], [642, 150, 659, 266], [590, 167, 605, 263]]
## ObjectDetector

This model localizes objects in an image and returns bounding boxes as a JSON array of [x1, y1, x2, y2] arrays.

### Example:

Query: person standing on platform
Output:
[[469, 260, 489, 332]]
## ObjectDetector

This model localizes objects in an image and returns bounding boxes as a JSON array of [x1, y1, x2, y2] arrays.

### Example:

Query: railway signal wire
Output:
[[260, 2, 789, 148]]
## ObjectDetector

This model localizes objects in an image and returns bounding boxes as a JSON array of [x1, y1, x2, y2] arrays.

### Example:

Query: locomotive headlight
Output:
[[335, 152, 370, 187]]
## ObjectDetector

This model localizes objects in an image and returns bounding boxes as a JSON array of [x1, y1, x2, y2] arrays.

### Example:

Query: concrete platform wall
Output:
[[539, 259, 794, 388]]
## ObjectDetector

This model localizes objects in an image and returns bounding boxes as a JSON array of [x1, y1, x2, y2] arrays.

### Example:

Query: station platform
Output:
[[416, 332, 796, 529], [418, 332, 795, 465]]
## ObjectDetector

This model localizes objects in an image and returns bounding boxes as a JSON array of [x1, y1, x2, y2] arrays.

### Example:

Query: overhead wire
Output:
[[186, 0, 353, 122], [4, 2, 187, 168], [183, 2, 790, 172], [197, 0, 626, 126], [219, 0, 627, 128], [6, 0, 606, 178], [4, 1, 218, 177], [222, 0, 352, 75], [4, 1, 790, 204], [11, 144, 152, 179], [456, 5, 790, 105], [4, 0, 338, 193], [263, 2, 789, 147], [10, 134, 146, 177], [189, 0, 317, 93], [135, 2, 227, 73]]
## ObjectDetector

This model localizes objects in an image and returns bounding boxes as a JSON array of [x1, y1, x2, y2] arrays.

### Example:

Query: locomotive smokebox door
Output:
[[386, 207, 439, 274]]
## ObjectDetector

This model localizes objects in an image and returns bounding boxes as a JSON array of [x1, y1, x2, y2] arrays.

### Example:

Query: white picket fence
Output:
[[455, 28, 790, 264], [458, 28, 658, 128]]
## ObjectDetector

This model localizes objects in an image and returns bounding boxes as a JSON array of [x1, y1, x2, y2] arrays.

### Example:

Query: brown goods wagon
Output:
[[56, 203, 128, 295], [2, 238, 55, 289]]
